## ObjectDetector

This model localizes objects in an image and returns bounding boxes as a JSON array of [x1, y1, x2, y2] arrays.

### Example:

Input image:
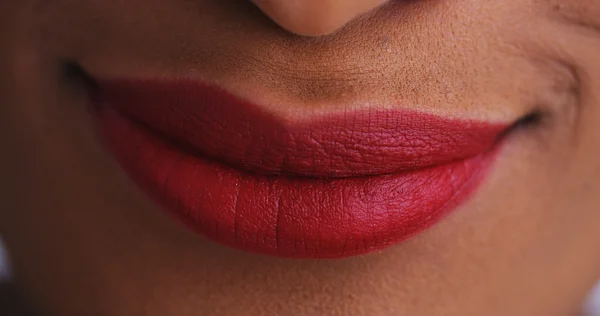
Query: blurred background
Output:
[[0, 238, 8, 281]]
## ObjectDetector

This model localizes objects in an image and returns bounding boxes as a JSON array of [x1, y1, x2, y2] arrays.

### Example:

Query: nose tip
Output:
[[252, 0, 389, 36]]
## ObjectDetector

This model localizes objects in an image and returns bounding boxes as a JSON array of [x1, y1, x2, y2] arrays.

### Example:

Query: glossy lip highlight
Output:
[[92, 79, 508, 259]]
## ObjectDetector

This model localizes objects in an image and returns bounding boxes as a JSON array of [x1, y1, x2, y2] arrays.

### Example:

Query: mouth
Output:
[[91, 78, 509, 259]]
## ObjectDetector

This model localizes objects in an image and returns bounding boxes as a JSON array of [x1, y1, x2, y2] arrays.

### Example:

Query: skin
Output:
[[1, 0, 600, 315]]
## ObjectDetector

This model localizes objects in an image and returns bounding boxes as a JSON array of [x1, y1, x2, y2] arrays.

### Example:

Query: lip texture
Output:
[[92, 79, 507, 258]]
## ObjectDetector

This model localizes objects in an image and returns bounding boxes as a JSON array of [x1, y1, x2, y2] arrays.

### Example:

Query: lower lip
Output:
[[92, 80, 505, 259]]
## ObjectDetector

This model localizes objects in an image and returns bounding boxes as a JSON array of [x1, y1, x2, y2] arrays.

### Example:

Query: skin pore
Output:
[[1, 0, 600, 315]]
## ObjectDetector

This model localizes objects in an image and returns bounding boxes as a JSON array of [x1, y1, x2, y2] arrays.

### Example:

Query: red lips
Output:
[[93, 79, 507, 258]]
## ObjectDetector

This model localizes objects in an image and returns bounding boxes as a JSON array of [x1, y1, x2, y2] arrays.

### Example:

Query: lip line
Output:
[[94, 79, 510, 178], [117, 108, 502, 181]]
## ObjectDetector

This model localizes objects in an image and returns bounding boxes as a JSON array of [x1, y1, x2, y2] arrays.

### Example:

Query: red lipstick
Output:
[[93, 80, 507, 258]]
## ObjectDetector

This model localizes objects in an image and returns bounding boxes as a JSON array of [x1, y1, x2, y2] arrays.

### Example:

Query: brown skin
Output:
[[1, 0, 600, 315]]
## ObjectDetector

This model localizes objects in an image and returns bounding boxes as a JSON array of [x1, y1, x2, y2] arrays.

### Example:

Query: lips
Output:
[[92, 79, 507, 258]]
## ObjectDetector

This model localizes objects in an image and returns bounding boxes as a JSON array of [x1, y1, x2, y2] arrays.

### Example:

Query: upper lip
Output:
[[95, 79, 508, 178]]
